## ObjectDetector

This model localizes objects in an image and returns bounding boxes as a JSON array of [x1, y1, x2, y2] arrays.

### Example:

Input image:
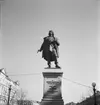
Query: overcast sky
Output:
[[0, 0, 100, 103]]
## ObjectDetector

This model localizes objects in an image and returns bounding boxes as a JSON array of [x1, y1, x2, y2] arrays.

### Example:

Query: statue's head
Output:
[[48, 30, 54, 37]]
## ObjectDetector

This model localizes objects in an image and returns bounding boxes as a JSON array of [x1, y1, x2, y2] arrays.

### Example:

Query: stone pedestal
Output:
[[41, 68, 64, 105]]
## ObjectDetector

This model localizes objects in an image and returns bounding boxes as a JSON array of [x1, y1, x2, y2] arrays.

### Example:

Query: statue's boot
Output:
[[55, 64, 61, 68], [48, 64, 51, 68], [48, 62, 51, 68]]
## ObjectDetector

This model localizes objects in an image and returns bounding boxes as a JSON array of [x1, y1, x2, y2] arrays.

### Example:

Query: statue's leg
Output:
[[54, 56, 61, 68], [45, 51, 51, 68], [54, 57, 58, 65], [47, 61, 51, 68], [47, 53, 51, 68]]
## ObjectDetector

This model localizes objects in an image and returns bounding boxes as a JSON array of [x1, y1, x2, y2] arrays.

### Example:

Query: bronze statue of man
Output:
[[37, 30, 61, 68]]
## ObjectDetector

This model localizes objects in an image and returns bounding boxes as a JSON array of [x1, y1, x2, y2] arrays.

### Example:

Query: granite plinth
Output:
[[41, 68, 64, 105]]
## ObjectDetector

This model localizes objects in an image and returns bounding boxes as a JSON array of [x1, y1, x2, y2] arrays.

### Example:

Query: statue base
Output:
[[44, 67, 61, 69], [40, 68, 64, 105], [41, 99, 64, 105]]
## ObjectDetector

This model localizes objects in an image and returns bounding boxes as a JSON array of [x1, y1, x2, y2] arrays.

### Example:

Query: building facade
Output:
[[0, 68, 20, 105]]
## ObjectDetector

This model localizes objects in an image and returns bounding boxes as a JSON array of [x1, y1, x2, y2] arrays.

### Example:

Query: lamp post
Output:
[[7, 85, 12, 105], [92, 82, 97, 105]]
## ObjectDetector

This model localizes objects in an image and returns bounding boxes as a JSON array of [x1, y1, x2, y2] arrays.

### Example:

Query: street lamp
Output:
[[7, 85, 12, 105], [92, 82, 97, 105]]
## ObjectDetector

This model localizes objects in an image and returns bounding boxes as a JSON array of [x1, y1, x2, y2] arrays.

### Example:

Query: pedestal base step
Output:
[[40, 99, 64, 105]]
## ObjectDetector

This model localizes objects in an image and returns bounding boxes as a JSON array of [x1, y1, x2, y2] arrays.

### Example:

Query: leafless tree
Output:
[[18, 88, 27, 100], [16, 88, 28, 105]]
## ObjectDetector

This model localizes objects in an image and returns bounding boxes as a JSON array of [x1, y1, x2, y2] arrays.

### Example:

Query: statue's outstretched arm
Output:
[[39, 42, 44, 51], [37, 44, 43, 53], [37, 38, 45, 53]]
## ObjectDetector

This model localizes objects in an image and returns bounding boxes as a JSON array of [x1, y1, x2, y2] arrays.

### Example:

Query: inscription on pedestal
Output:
[[44, 77, 61, 98]]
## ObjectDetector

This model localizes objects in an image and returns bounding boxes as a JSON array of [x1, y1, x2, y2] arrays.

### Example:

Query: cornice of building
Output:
[[0, 68, 20, 87]]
